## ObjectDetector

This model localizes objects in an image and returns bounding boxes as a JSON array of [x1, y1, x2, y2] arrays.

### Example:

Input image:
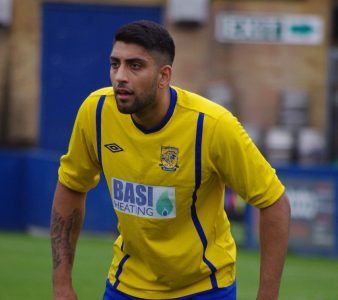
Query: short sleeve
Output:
[[58, 97, 101, 192], [209, 111, 285, 208]]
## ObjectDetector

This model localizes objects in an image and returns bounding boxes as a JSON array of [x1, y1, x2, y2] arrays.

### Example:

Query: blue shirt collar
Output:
[[132, 87, 177, 134]]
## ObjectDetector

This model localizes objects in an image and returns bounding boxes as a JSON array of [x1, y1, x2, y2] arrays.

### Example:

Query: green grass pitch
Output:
[[0, 231, 337, 299]]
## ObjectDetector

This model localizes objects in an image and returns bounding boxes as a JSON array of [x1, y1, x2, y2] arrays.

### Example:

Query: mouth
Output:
[[115, 88, 134, 101]]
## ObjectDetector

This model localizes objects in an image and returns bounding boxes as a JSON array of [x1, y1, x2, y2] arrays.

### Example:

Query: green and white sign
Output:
[[215, 12, 324, 45]]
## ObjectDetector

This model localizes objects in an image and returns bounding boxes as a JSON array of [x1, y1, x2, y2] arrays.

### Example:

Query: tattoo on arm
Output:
[[51, 208, 82, 270]]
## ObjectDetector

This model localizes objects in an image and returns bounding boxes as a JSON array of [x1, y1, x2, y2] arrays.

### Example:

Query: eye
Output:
[[130, 62, 142, 70], [110, 61, 119, 69]]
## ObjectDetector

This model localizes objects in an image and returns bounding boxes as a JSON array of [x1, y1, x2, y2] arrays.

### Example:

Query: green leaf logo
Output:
[[156, 191, 173, 216]]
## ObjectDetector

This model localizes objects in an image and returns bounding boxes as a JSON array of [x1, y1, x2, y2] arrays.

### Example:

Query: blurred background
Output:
[[1, 0, 338, 258], [1, 1, 338, 299]]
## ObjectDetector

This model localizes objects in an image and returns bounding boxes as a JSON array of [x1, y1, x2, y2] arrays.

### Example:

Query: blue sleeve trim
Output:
[[191, 112, 218, 289], [96, 95, 106, 169]]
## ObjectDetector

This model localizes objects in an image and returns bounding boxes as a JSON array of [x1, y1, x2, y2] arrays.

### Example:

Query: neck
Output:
[[132, 88, 171, 130]]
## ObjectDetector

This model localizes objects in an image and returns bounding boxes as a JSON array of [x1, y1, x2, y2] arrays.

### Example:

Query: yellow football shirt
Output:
[[59, 86, 285, 299]]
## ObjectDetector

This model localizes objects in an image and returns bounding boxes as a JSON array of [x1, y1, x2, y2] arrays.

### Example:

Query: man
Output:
[[51, 20, 290, 300]]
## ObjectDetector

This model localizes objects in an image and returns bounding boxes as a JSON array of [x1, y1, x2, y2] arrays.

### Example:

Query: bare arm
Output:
[[51, 181, 87, 300], [257, 193, 291, 300]]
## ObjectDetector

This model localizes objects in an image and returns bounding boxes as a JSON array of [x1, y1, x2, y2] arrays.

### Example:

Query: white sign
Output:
[[215, 12, 324, 45], [0, 0, 12, 26]]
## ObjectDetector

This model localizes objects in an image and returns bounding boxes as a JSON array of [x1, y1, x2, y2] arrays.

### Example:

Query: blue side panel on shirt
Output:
[[191, 113, 218, 289], [113, 254, 130, 289], [96, 95, 106, 169]]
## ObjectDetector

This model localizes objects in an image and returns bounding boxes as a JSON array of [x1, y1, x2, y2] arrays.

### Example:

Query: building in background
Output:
[[0, 0, 337, 164]]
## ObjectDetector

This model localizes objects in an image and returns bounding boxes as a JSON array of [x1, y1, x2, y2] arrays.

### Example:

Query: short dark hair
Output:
[[114, 20, 175, 66]]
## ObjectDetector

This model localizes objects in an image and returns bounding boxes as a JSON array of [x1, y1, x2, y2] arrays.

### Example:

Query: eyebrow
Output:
[[110, 56, 148, 64]]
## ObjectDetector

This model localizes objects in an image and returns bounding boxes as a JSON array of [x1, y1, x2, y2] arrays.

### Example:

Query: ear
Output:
[[158, 65, 172, 89]]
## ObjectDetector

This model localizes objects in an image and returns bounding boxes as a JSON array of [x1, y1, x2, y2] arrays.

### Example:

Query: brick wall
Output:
[[0, 28, 10, 141], [6, 0, 40, 144]]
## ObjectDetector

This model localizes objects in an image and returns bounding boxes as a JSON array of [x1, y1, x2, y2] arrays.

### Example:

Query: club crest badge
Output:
[[159, 146, 179, 171]]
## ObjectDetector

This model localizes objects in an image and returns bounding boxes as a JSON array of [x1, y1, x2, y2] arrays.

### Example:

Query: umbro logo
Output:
[[105, 143, 124, 153]]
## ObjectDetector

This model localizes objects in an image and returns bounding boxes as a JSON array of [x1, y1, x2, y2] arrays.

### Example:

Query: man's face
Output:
[[110, 41, 161, 115]]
